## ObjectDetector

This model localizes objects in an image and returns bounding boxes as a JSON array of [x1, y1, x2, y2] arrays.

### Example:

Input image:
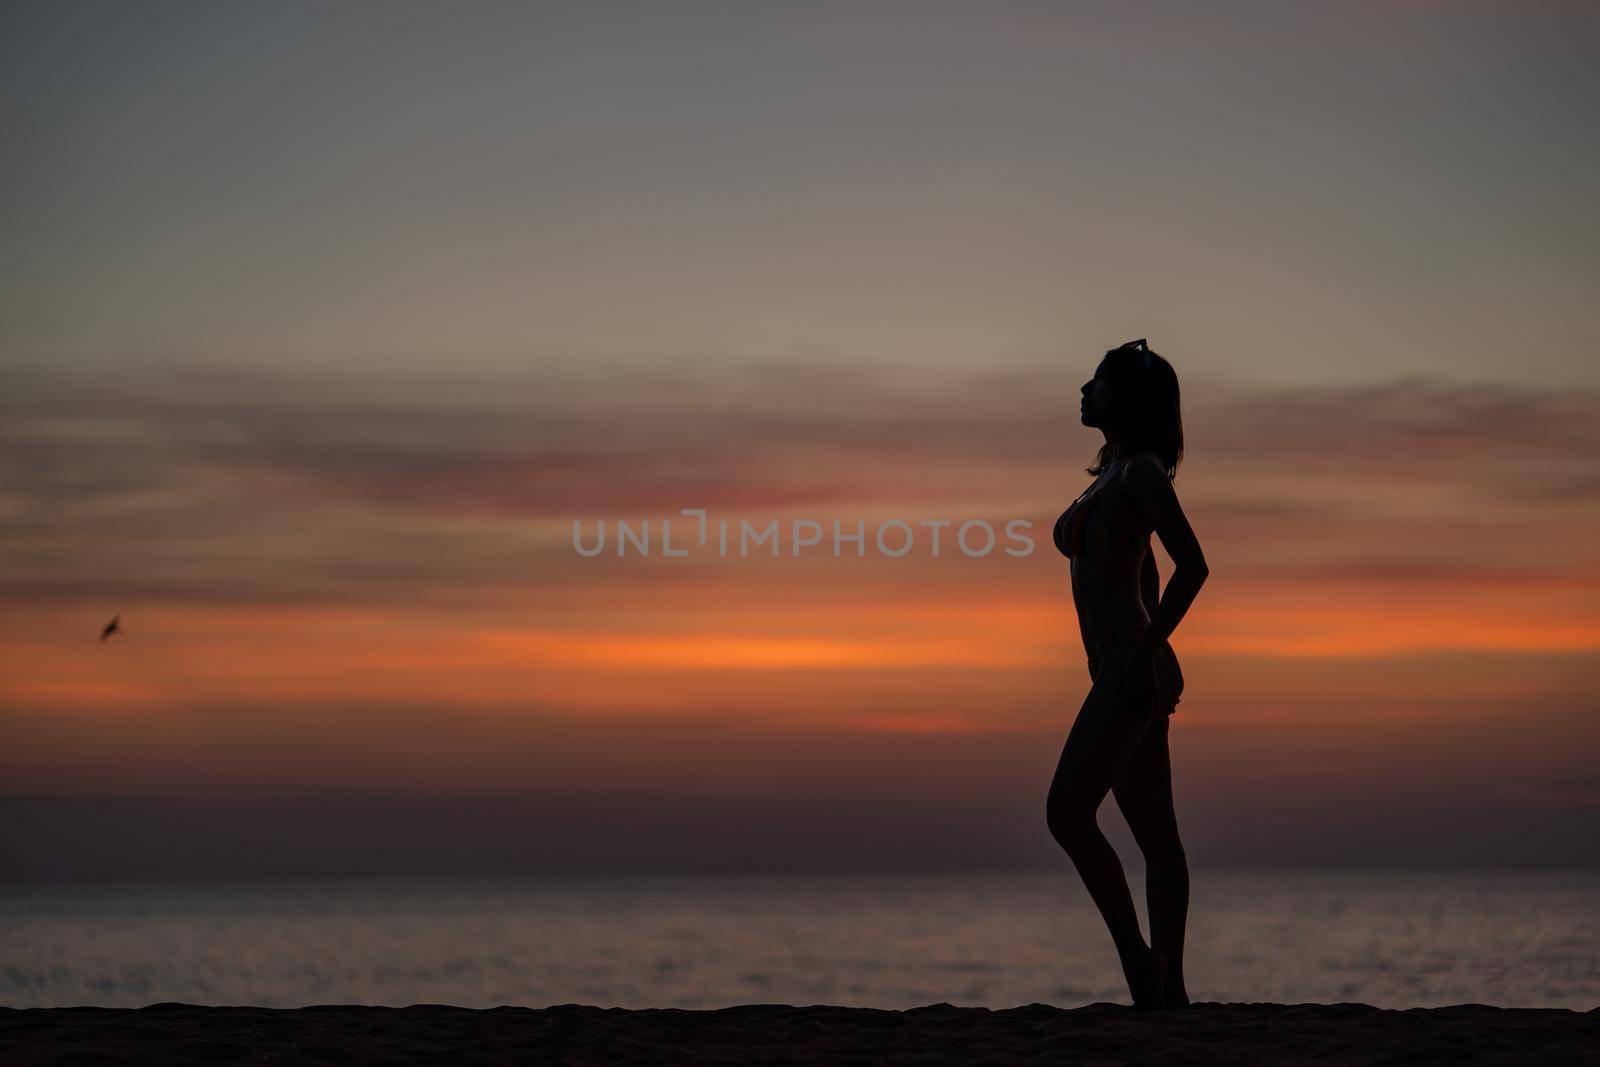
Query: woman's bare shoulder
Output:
[[1115, 450, 1167, 482]]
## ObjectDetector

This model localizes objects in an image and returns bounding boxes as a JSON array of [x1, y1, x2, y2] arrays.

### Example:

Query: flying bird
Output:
[[100, 615, 121, 642]]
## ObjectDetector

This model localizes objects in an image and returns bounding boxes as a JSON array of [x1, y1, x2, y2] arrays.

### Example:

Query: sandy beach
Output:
[[3, 1001, 1596, 1065]]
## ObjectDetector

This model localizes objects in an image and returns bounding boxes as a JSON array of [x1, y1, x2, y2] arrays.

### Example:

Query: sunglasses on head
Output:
[[1116, 338, 1154, 371]]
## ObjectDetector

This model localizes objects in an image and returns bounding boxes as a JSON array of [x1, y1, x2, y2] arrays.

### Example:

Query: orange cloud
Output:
[[3, 366, 1599, 818]]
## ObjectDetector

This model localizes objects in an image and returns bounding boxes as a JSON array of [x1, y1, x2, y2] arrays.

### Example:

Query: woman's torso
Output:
[[1053, 455, 1157, 651]]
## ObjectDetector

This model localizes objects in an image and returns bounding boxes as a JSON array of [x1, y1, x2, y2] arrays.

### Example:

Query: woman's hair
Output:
[[1087, 339, 1184, 479]]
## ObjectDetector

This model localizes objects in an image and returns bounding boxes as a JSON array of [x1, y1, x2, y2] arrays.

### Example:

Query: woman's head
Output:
[[1079, 338, 1183, 478]]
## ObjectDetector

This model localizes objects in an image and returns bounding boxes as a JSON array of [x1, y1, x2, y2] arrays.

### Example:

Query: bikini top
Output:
[[1053, 489, 1102, 559], [1053, 459, 1150, 559]]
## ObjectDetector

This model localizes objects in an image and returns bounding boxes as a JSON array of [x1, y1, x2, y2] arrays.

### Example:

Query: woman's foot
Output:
[[1123, 946, 1168, 1011], [1163, 969, 1191, 1008]]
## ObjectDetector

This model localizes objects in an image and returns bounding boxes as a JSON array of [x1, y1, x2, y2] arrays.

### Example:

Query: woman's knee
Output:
[[1133, 826, 1186, 868], [1045, 795, 1098, 851]]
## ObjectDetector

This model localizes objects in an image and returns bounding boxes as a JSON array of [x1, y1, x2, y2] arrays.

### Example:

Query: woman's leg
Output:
[[1112, 714, 1190, 1007], [1045, 644, 1166, 1006]]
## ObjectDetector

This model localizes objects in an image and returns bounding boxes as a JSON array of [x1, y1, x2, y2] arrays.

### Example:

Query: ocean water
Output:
[[2, 870, 1596, 1010]]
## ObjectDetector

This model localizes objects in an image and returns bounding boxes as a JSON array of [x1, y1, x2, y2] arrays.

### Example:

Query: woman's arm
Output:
[[1123, 455, 1208, 655]]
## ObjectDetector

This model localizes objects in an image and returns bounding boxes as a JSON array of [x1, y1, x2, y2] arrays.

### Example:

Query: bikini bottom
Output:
[[1087, 624, 1185, 717]]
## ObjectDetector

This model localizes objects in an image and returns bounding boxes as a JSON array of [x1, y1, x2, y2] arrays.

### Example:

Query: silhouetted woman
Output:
[[1047, 338, 1208, 1010]]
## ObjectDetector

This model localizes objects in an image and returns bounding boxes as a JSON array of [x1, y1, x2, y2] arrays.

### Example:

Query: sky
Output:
[[3, 1, 1599, 876]]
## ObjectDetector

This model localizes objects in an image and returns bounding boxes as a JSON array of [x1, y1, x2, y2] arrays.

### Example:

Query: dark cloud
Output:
[[5, 690, 1598, 876], [2, 362, 1597, 607]]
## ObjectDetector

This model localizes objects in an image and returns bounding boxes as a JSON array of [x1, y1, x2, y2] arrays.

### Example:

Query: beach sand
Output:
[[3, 1001, 1597, 1065]]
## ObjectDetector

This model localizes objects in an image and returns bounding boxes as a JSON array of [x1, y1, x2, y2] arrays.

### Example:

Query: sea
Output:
[[3, 869, 1596, 1010]]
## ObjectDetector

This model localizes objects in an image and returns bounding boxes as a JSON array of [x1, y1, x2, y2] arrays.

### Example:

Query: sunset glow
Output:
[[4, 1, 1598, 874]]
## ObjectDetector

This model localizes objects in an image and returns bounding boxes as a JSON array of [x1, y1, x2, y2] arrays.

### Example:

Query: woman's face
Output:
[[1080, 360, 1113, 428]]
